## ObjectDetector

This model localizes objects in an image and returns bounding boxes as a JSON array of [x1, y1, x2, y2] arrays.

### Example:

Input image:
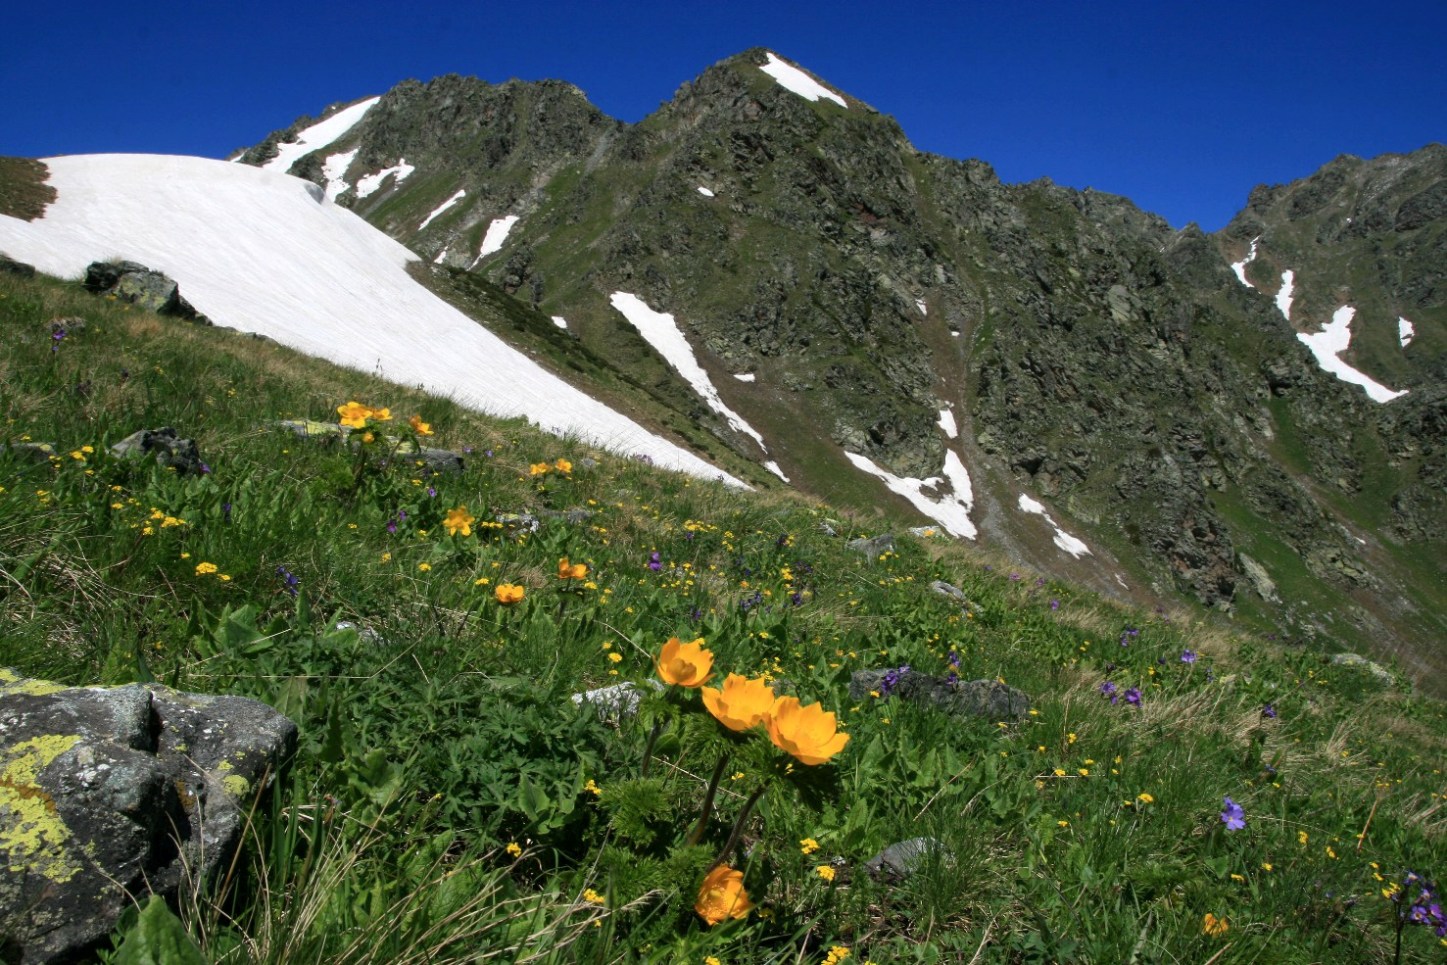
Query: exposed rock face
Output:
[[83, 261, 209, 324], [0, 670, 296, 964], [849, 669, 1031, 721], [0, 254, 35, 277], [109, 427, 208, 476]]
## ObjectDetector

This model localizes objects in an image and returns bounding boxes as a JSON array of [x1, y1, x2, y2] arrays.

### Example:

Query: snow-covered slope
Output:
[[0, 154, 742, 485]]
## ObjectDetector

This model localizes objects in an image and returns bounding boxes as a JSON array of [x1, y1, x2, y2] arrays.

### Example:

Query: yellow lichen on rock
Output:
[[214, 760, 251, 798], [0, 668, 67, 698], [1, 734, 83, 882]]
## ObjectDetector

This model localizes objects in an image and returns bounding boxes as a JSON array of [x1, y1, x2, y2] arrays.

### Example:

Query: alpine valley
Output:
[[5, 49, 1444, 688]]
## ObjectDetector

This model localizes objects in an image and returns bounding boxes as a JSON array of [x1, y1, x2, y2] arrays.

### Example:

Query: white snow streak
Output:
[[1297, 306, 1409, 403], [1276, 269, 1295, 321], [610, 292, 770, 453], [733, 373, 756, 382], [1017, 494, 1091, 558], [474, 215, 519, 262], [915, 298, 928, 316], [843, 449, 977, 539], [697, 186, 715, 197], [0, 154, 743, 486], [418, 189, 466, 231], [759, 53, 848, 108], [552, 316, 569, 330], [354, 158, 415, 199], [764, 460, 790, 482], [1230, 237, 1259, 288], [937, 407, 958, 439], [1398, 317, 1415, 348], [260, 97, 379, 173], [321, 149, 357, 202]]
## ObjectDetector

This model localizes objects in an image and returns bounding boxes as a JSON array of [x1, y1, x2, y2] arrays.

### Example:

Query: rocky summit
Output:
[[230, 50, 1438, 688]]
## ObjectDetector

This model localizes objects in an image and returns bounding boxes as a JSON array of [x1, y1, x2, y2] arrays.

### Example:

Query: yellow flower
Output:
[[361, 431, 375, 444], [444, 506, 475, 537], [695, 865, 752, 925], [656, 637, 714, 687], [701, 674, 775, 732], [766, 696, 850, 766], [505, 842, 522, 857], [1298, 830, 1309, 846], [495, 583, 526, 605], [529, 462, 551, 476], [195, 562, 218, 576], [555, 458, 573, 473], [418, 562, 431, 572], [800, 838, 820, 855], [558, 557, 588, 580], [608, 652, 623, 664], [583, 778, 602, 797], [816, 865, 836, 882], [337, 401, 372, 428], [371, 407, 392, 422], [1202, 913, 1229, 938], [582, 888, 605, 906], [822, 947, 850, 965], [1136, 792, 1154, 804], [409, 414, 433, 436]]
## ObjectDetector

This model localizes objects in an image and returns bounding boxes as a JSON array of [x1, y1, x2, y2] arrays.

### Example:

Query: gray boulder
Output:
[[1329, 652, 1396, 687], [83, 260, 210, 324], [846, 533, 895, 561], [849, 668, 1031, 721], [109, 427, 208, 476], [0, 669, 296, 963], [864, 836, 949, 878]]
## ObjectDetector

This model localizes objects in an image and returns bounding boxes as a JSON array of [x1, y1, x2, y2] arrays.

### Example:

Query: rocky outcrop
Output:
[[83, 261, 209, 324], [849, 669, 1031, 721], [109, 427, 208, 476], [0, 670, 296, 963]]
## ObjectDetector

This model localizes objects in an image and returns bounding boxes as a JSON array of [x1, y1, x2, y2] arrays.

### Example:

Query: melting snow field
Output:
[[0, 154, 743, 485], [1399, 317, 1415, 348], [843, 450, 977, 540], [474, 215, 520, 262], [1297, 306, 1408, 403], [1275, 270, 1295, 321], [551, 316, 569, 330], [418, 189, 466, 231], [759, 53, 848, 108], [321, 149, 358, 202], [610, 292, 773, 456], [733, 373, 756, 382], [937, 407, 958, 439], [1230, 237, 1259, 288], [354, 159, 415, 199], [1017, 494, 1091, 558], [258, 96, 379, 173]]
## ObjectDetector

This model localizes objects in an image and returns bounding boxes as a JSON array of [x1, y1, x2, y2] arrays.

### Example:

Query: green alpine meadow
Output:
[[2, 259, 1444, 961]]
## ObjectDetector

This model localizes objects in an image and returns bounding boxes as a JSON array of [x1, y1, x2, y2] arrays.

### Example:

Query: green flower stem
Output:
[[639, 721, 663, 778], [685, 755, 730, 847], [710, 785, 767, 871]]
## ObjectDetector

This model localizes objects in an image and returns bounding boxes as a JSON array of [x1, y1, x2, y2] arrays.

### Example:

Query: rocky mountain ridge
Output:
[[222, 49, 1444, 685]]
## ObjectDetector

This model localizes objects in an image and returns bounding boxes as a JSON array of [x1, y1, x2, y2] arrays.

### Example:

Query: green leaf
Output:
[[112, 895, 207, 965]]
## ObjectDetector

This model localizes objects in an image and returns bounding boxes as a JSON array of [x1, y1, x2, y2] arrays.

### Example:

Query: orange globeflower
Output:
[[656, 637, 714, 687], [494, 583, 526, 605], [695, 865, 752, 925], [337, 401, 372, 428], [555, 458, 573, 473], [558, 557, 588, 580], [766, 696, 850, 765], [702, 674, 776, 732], [444, 506, 475, 537], [370, 407, 392, 422], [409, 414, 433, 436], [529, 462, 551, 476]]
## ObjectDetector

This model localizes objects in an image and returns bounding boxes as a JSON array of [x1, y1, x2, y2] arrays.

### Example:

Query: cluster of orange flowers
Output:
[[557, 557, 588, 580], [336, 401, 432, 436], [529, 458, 573, 476], [655, 638, 850, 766]]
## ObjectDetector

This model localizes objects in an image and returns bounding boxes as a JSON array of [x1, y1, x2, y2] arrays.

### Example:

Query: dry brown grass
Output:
[[0, 157, 57, 221]]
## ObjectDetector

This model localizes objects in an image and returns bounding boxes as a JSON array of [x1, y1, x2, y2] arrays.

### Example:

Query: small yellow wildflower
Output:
[[816, 865, 836, 882], [1136, 792, 1154, 804], [608, 652, 622, 664], [195, 562, 218, 576], [582, 889, 605, 906], [583, 779, 602, 797], [1202, 913, 1229, 938], [409, 414, 433, 436], [822, 947, 850, 965], [418, 562, 432, 572], [505, 842, 522, 857], [800, 838, 820, 855]]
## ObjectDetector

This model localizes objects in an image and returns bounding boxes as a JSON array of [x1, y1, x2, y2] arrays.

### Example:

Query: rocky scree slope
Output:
[[239, 50, 1443, 686]]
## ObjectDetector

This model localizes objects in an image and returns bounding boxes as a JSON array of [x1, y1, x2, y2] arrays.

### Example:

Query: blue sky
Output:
[[5, 1, 1443, 231]]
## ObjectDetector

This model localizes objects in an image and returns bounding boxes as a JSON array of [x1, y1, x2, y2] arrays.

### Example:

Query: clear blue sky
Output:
[[5, 1, 1443, 231]]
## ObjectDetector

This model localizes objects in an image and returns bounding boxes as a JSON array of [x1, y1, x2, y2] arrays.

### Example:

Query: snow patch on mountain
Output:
[[843, 449, 977, 539], [321, 149, 357, 202], [354, 158, 415, 199], [1398, 317, 1415, 348], [733, 373, 756, 382], [0, 154, 743, 486], [260, 96, 379, 173], [552, 316, 569, 330], [1017, 494, 1091, 558], [1230, 237, 1259, 288], [764, 460, 790, 482], [915, 298, 927, 316], [937, 407, 957, 439], [697, 186, 715, 197], [473, 215, 519, 263], [759, 53, 848, 108], [610, 292, 770, 454], [418, 189, 466, 231], [1276, 269, 1295, 321], [1297, 306, 1408, 403]]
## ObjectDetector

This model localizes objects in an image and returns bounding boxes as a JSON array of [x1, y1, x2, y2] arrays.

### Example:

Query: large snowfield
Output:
[[0, 154, 743, 485]]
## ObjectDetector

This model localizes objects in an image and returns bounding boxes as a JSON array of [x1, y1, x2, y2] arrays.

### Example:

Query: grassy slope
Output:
[[3, 271, 1446, 962]]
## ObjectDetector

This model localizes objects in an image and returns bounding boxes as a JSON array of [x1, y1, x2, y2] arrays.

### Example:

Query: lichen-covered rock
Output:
[[846, 533, 895, 561], [109, 427, 208, 476], [83, 260, 209, 324], [848, 668, 1031, 721], [0, 669, 296, 963]]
